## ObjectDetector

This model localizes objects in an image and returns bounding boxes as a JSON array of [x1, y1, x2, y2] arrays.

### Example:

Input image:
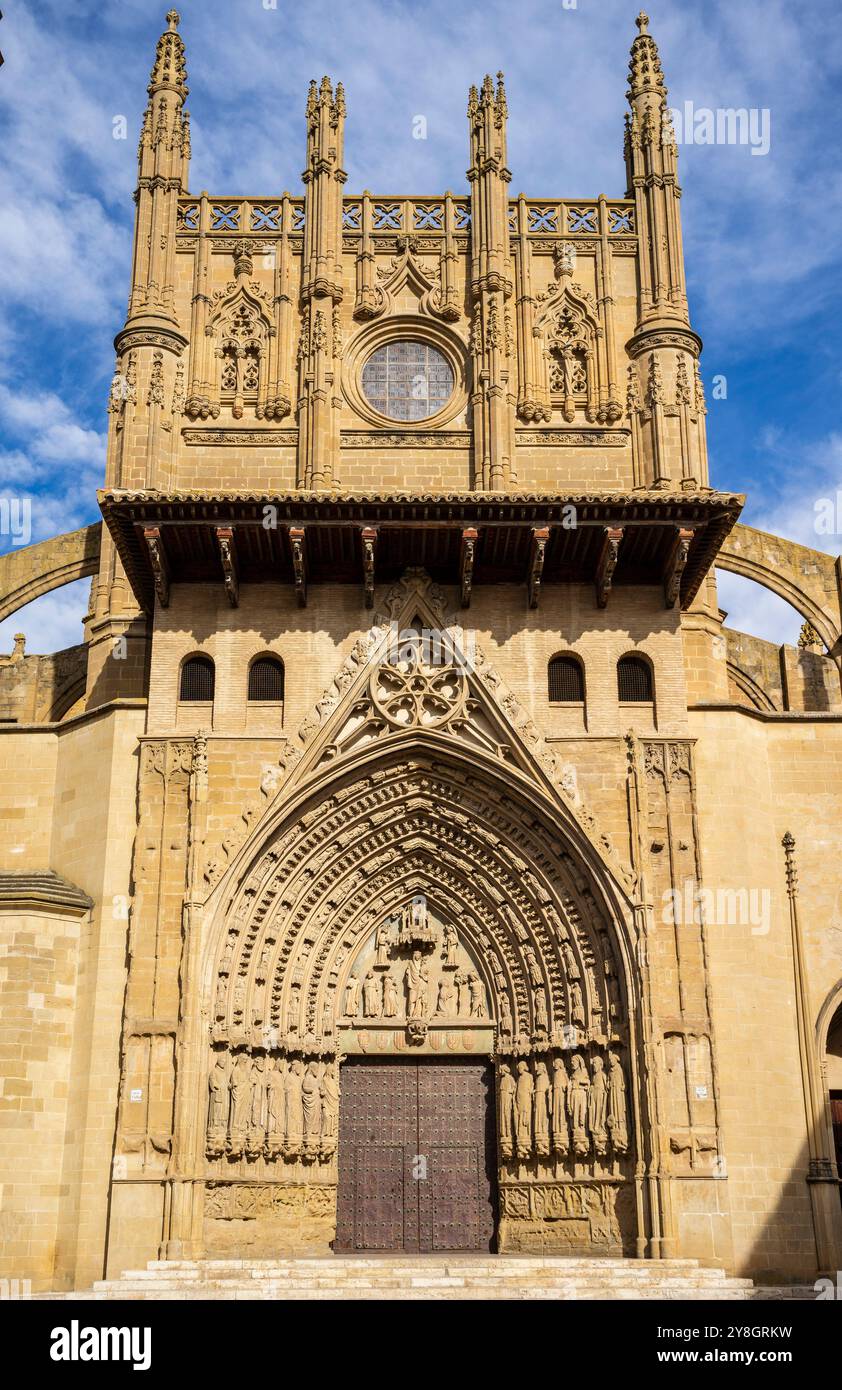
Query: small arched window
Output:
[[617, 654, 653, 703], [180, 655, 215, 703], [548, 654, 584, 703], [248, 656, 285, 702]]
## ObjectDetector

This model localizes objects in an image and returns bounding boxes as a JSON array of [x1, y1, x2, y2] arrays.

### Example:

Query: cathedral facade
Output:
[[1, 11, 841, 1292]]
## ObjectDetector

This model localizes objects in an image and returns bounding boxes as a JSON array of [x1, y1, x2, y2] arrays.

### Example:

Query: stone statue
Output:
[[382, 972, 398, 1018], [302, 1061, 322, 1153], [533, 1059, 551, 1156], [208, 1055, 228, 1134], [405, 951, 429, 1019], [534, 985, 549, 1032], [588, 1055, 609, 1155], [570, 980, 585, 1028], [442, 922, 459, 969], [320, 1063, 340, 1149], [375, 920, 392, 969], [321, 995, 334, 1036], [551, 1056, 569, 1155], [344, 974, 360, 1018], [284, 1058, 304, 1153], [434, 977, 455, 1017], [456, 971, 470, 1016], [363, 970, 381, 1018], [266, 1057, 285, 1139], [568, 1053, 590, 1156], [498, 990, 513, 1034], [220, 933, 235, 973], [468, 973, 486, 1019], [524, 946, 543, 989], [249, 1054, 266, 1130], [515, 1060, 534, 1160], [228, 1052, 251, 1138], [498, 1062, 516, 1160], [561, 941, 580, 981], [214, 974, 227, 1020], [608, 1053, 629, 1153]]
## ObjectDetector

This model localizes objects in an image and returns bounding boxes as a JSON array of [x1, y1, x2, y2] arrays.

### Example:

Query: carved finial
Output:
[[627, 8, 666, 105], [148, 9, 188, 98], [797, 620, 822, 651], [232, 239, 254, 278], [782, 831, 798, 898]]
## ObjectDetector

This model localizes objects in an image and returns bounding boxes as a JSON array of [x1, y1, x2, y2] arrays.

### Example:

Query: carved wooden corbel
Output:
[[460, 527, 478, 608], [361, 526, 378, 608], [288, 525, 307, 606], [528, 526, 550, 609], [594, 526, 623, 609], [143, 525, 170, 608], [663, 526, 693, 608], [215, 526, 239, 607]]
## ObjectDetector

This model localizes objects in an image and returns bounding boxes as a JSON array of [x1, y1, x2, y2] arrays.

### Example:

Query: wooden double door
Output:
[[335, 1058, 497, 1252]]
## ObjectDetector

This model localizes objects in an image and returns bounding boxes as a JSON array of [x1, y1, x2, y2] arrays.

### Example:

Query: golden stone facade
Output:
[[1, 12, 841, 1293]]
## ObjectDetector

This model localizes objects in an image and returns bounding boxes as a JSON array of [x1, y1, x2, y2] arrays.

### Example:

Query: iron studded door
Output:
[[335, 1059, 496, 1252]]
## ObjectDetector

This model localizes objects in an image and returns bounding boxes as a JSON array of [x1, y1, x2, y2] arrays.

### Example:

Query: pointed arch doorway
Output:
[[335, 1057, 497, 1253]]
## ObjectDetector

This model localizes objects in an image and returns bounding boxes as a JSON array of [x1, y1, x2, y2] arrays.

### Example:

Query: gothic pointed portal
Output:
[[178, 571, 650, 1255]]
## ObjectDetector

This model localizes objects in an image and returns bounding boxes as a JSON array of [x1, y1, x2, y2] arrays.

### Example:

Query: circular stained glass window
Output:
[[361, 341, 454, 422]]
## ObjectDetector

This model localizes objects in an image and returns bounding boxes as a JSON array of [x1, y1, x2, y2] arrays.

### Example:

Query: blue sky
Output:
[[1, 0, 841, 652]]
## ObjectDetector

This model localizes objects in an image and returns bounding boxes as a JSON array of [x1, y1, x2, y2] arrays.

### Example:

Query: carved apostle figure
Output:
[[363, 970, 381, 1018], [442, 922, 459, 969], [405, 951, 429, 1019], [208, 1055, 228, 1132], [320, 1063, 340, 1146], [228, 1052, 251, 1134], [249, 1054, 266, 1130], [515, 1060, 534, 1160], [302, 1061, 322, 1152], [382, 972, 399, 1018], [375, 920, 392, 969], [284, 1058, 304, 1153], [344, 974, 360, 1019], [469, 973, 486, 1019], [533, 1059, 551, 1157], [588, 1055, 609, 1155], [607, 1053, 629, 1153], [567, 1053, 591, 1157], [266, 1057, 285, 1139], [551, 1056, 569, 1155], [498, 1062, 516, 1160]]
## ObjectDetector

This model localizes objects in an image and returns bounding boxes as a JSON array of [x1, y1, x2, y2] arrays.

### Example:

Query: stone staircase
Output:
[[49, 1254, 770, 1300]]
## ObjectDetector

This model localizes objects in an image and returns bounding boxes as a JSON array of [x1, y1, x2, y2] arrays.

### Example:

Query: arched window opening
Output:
[[617, 654, 653, 703], [248, 655, 284, 702], [180, 655, 215, 702], [548, 654, 584, 703]]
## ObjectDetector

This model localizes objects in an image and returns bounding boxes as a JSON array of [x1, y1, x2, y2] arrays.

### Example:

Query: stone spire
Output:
[[623, 12, 707, 489], [147, 9, 189, 100], [467, 71, 515, 490]]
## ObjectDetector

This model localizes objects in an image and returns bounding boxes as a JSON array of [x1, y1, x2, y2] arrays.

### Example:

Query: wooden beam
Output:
[[288, 526, 306, 606], [663, 526, 694, 608], [528, 526, 550, 609], [460, 527, 478, 608], [594, 526, 623, 609], [361, 526, 378, 608], [143, 526, 170, 608], [215, 526, 239, 607]]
